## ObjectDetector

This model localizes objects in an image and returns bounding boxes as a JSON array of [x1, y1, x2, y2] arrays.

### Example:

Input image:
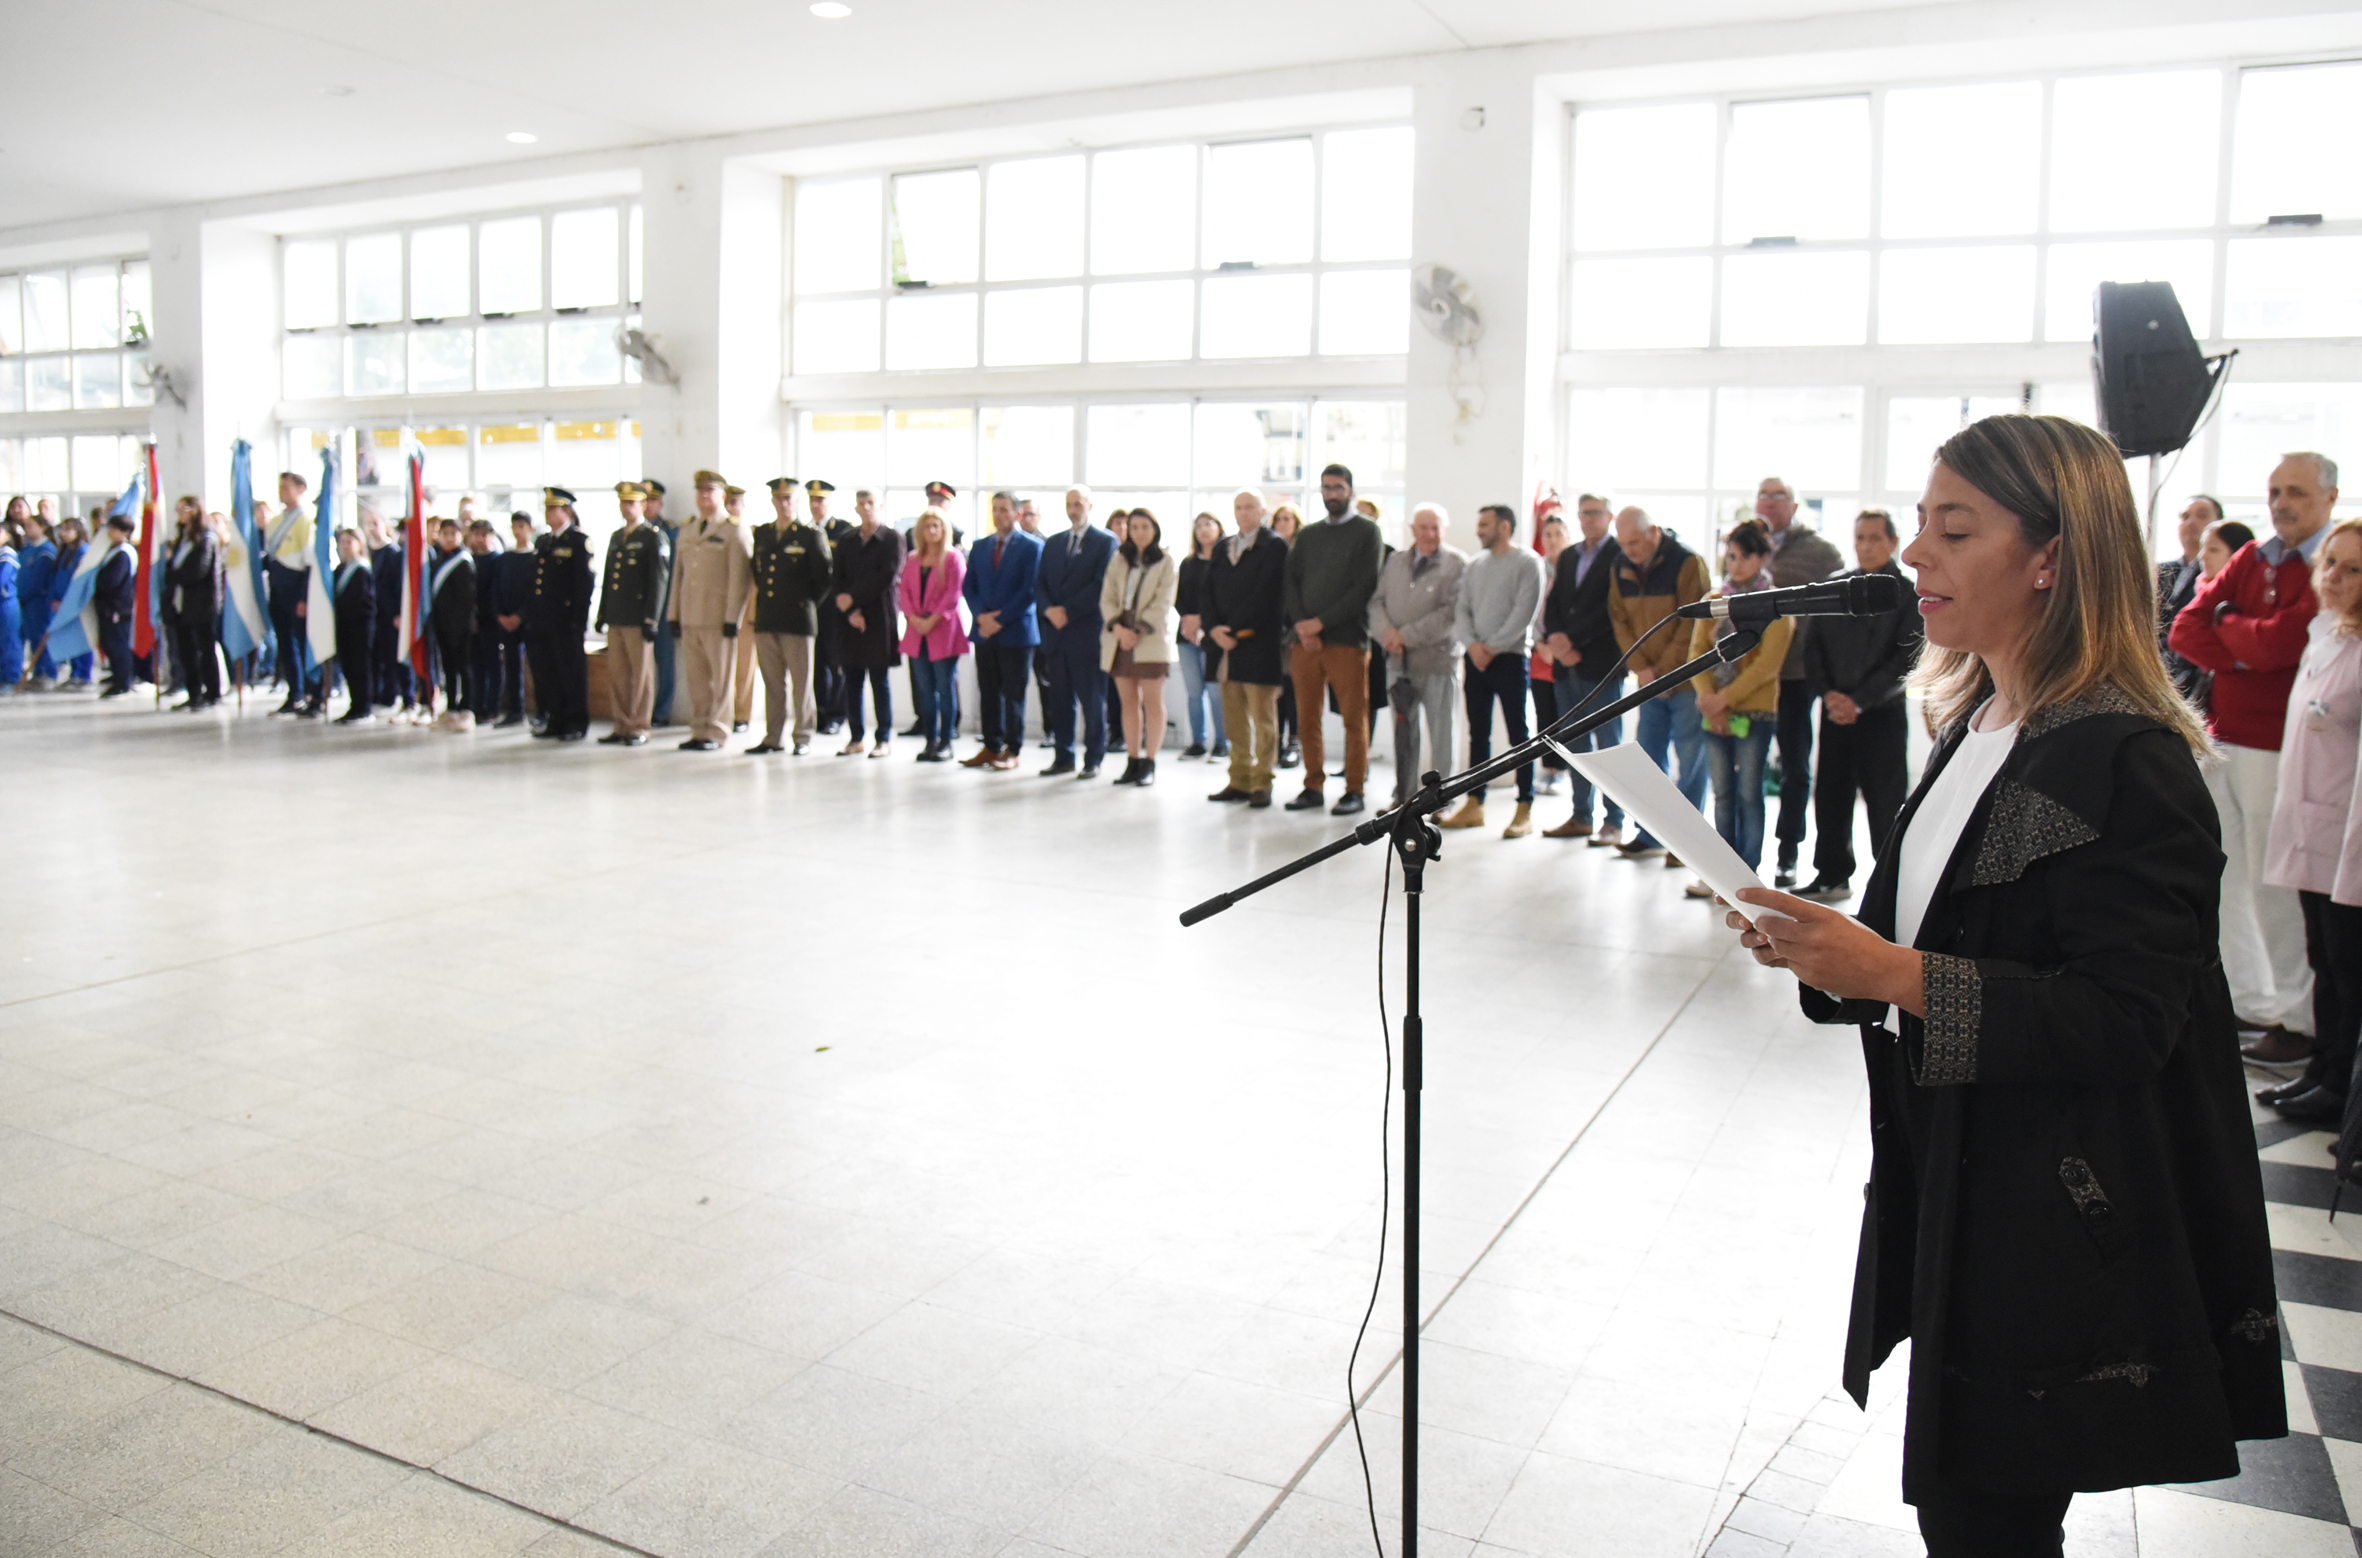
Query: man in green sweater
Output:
[[1283, 463, 1385, 816]]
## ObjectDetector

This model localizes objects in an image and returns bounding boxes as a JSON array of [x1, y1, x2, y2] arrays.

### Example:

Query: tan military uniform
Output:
[[665, 512, 753, 743]]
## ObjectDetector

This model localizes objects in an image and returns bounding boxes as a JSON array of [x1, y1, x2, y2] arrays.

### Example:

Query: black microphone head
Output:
[[1845, 571, 1907, 614]]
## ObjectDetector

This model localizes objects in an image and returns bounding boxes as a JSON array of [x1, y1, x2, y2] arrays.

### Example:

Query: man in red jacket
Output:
[[2169, 451, 2338, 1066]]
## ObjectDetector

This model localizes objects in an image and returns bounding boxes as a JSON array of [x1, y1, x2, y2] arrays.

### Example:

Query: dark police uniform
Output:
[[596, 494, 668, 741], [526, 490, 596, 740]]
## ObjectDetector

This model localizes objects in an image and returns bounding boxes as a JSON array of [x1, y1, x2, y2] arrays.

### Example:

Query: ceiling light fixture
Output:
[[811, 3, 852, 17], [506, 131, 538, 144]]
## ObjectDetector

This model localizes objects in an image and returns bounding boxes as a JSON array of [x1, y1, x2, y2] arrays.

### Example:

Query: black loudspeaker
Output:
[[2092, 281, 2226, 458]]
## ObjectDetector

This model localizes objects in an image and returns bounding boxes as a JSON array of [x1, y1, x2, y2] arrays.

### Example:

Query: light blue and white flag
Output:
[[304, 446, 339, 667], [46, 472, 142, 662], [220, 440, 270, 664]]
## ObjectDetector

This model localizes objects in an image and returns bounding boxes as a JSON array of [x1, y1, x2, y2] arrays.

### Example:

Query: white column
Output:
[[637, 146, 785, 490], [145, 211, 279, 512], [1405, 53, 1562, 550]]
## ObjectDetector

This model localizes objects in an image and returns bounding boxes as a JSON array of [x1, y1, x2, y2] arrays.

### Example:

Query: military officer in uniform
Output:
[[643, 479, 680, 724], [748, 477, 835, 755], [721, 486, 759, 732], [596, 481, 666, 746], [666, 469, 753, 751], [527, 487, 596, 742], [809, 478, 850, 732]]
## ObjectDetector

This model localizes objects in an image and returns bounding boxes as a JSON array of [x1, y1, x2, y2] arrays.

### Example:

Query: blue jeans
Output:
[[1632, 685, 1708, 850], [1043, 638, 1107, 764], [1176, 638, 1226, 749], [1553, 669, 1625, 830], [1463, 650, 1533, 804], [911, 650, 957, 746], [846, 665, 892, 741], [1704, 715, 1776, 869]]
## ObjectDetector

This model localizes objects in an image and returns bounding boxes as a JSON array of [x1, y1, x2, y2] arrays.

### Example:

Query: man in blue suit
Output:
[[1033, 484, 1117, 779], [960, 490, 1042, 771]]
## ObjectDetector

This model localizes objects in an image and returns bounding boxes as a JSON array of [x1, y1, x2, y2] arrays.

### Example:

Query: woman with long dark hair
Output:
[[1100, 508, 1177, 787], [1726, 415, 2283, 1555], [1174, 511, 1228, 759], [164, 496, 225, 709]]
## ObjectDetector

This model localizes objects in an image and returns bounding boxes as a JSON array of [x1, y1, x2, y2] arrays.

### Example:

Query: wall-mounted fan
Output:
[[131, 359, 187, 409], [615, 325, 680, 387], [1412, 265, 1483, 346]]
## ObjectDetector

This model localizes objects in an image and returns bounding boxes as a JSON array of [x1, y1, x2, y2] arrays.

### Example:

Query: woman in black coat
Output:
[[829, 495, 905, 754], [1727, 415, 2283, 1556], [165, 496, 224, 709]]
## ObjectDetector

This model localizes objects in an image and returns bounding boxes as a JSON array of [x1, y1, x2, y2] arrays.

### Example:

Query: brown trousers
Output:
[[679, 625, 734, 743], [1290, 641, 1371, 793], [606, 627, 654, 737], [1221, 681, 1281, 794], [754, 632, 816, 746]]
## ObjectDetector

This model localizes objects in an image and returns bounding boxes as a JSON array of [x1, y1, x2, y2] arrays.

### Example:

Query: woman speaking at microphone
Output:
[[1725, 415, 2283, 1555]]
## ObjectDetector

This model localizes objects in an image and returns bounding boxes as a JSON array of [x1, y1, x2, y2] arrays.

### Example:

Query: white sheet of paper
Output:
[[1551, 738, 1794, 925]]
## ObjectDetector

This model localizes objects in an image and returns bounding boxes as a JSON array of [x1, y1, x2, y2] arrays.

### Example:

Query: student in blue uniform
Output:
[[330, 527, 375, 723], [491, 511, 537, 726], [50, 517, 97, 689], [2, 502, 30, 692], [464, 519, 503, 716], [94, 514, 139, 697], [364, 511, 409, 713]]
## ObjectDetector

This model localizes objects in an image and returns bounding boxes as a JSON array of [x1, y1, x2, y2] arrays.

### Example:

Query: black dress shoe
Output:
[[1134, 761, 1156, 787], [530, 726, 557, 739], [2273, 1086, 2348, 1126], [1331, 792, 1365, 816], [2256, 1079, 2314, 1107], [732, 721, 748, 733], [1209, 787, 1252, 803], [678, 738, 720, 751], [1248, 788, 1273, 809], [494, 714, 523, 728], [1183, 743, 1207, 758], [1041, 757, 1076, 776], [1276, 744, 1302, 769], [598, 732, 630, 745], [1078, 764, 1100, 780], [558, 728, 586, 741], [747, 742, 783, 755], [620, 735, 646, 747], [1284, 789, 1325, 811]]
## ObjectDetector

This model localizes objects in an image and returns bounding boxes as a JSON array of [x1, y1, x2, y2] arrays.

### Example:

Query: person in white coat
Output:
[[1101, 508, 1178, 788]]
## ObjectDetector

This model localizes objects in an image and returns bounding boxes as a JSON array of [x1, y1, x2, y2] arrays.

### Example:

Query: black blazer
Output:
[[1203, 528, 1288, 686], [1803, 561, 1920, 709], [1804, 689, 2283, 1500], [1541, 536, 1623, 675], [166, 529, 223, 624], [830, 525, 905, 671], [427, 547, 476, 645]]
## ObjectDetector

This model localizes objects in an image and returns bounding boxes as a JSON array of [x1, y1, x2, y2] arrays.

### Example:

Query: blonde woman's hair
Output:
[[1912, 414, 2210, 752], [2317, 517, 2362, 635], [913, 506, 950, 562]]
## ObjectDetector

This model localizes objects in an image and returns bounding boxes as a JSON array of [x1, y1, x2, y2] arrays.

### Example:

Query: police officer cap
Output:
[[925, 480, 957, 499], [644, 478, 666, 496], [544, 486, 577, 506], [724, 484, 746, 498], [766, 477, 799, 495], [615, 482, 647, 501], [692, 469, 726, 489], [804, 479, 835, 495]]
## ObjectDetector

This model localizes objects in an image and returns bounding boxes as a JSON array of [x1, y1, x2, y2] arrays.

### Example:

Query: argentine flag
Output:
[[220, 440, 270, 664], [47, 471, 143, 662], [304, 447, 338, 668]]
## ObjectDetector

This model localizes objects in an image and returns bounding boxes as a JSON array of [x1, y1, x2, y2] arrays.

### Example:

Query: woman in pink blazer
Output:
[[2261, 517, 2362, 1144], [898, 508, 970, 762]]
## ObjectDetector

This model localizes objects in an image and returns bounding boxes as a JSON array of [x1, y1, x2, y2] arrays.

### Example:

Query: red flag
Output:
[[403, 451, 434, 701], [133, 443, 161, 657]]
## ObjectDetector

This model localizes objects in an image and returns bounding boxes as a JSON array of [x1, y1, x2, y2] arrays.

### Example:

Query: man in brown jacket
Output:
[[666, 470, 753, 751], [1606, 506, 1712, 859]]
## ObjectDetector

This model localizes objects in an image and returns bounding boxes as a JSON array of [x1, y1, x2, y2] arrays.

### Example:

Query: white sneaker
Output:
[[869, 738, 893, 759], [1683, 877, 1717, 900]]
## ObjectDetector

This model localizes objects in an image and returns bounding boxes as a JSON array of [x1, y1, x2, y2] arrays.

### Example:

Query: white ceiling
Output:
[[6, 0, 1961, 232]]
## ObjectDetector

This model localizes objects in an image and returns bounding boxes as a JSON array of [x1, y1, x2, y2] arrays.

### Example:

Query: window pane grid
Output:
[[789, 125, 1413, 376], [0, 258, 152, 425], [276, 203, 642, 401]]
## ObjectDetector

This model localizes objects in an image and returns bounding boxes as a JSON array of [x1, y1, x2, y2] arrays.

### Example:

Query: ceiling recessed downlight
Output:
[[506, 132, 539, 144], [811, 3, 852, 17]]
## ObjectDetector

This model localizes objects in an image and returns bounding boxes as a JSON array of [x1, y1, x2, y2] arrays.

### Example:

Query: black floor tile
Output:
[[2259, 1118, 2328, 1151], [2306, 1364, 2362, 1443], [2279, 1249, 2362, 1311], [2173, 1429, 2346, 1523], [2267, 1160, 2343, 1212]]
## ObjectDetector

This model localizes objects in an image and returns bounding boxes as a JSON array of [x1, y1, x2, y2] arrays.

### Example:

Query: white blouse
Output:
[[1894, 704, 2021, 956]]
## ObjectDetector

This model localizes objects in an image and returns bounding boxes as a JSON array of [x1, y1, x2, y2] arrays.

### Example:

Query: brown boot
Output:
[[1503, 801, 1534, 838], [1438, 797, 1485, 829], [2240, 1025, 2313, 1068], [1543, 816, 1592, 839]]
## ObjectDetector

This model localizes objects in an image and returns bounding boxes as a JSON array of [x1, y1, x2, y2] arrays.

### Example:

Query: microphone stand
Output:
[[1181, 626, 1761, 1558]]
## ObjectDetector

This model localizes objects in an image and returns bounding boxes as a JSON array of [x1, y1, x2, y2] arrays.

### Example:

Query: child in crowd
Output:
[[331, 528, 375, 724]]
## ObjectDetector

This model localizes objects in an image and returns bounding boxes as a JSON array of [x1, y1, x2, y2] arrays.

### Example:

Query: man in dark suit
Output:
[[1540, 493, 1627, 841], [1205, 488, 1290, 808], [526, 488, 595, 742], [465, 519, 504, 717], [1796, 510, 1922, 902], [491, 512, 538, 726], [1034, 484, 1117, 778], [810, 480, 851, 733], [2157, 494, 2219, 701], [94, 514, 139, 698], [330, 527, 375, 723], [960, 490, 1043, 770]]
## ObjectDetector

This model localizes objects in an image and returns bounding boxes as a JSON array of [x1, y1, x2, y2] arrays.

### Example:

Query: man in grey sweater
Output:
[[1368, 503, 1466, 805], [1440, 503, 1545, 838]]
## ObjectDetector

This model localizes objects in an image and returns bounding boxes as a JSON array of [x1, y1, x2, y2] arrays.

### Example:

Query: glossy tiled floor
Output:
[[0, 689, 2325, 1557]]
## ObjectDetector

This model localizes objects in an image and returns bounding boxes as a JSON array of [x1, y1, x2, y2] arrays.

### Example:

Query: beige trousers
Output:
[[755, 632, 816, 746], [680, 625, 734, 743], [1222, 681, 1281, 793], [733, 622, 757, 726], [606, 627, 654, 737]]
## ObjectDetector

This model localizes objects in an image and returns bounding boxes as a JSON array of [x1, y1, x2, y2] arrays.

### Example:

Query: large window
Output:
[[0, 258, 155, 417], [788, 127, 1413, 375], [792, 397, 1406, 540], [281, 418, 643, 548], [280, 203, 643, 400], [0, 433, 148, 526], [1565, 59, 2362, 550]]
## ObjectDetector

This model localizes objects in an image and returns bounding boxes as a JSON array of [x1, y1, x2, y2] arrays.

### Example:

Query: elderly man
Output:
[[1206, 488, 1290, 808], [1607, 506, 1712, 861], [1540, 492, 1627, 842], [1753, 475, 1845, 886], [666, 470, 753, 752], [1368, 502, 1466, 805], [2158, 493, 2222, 700], [2171, 451, 2337, 1083], [1439, 504, 1544, 837]]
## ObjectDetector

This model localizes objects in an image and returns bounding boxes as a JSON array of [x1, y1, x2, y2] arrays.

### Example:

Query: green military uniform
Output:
[[749, 478, 837, 752], [597, 482, 664, 741]]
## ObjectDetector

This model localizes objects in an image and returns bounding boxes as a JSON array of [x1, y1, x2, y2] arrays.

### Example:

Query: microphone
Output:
[[1675, 571, 1907, 623]]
